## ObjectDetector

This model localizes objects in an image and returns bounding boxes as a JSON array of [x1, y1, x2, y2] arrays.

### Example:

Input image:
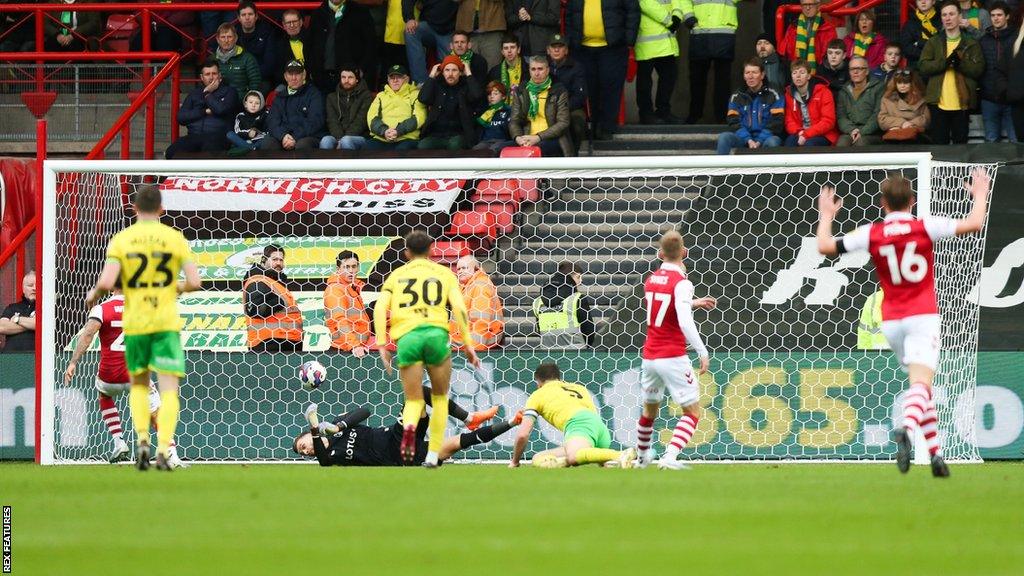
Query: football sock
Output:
[[636, 415, 655, 456], [157, 390, 179, 458], [428, 393, 448, 453], [902, 382, 930, 431], [920, 404, 942, 457], [401, 398, 426, 430], [574, 448, 621, 465], [421, 385, 470, 422], [99, 394, 122, 439], [663, 414, 699, 460], [459, 419, 514, 449], [128, 384, 152, 445]]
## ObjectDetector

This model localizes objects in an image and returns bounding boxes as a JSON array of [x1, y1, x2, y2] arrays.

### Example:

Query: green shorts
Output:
[[563, 410, 611, 449], [395, 326, 451, 368], [125, 331, 185, 377]]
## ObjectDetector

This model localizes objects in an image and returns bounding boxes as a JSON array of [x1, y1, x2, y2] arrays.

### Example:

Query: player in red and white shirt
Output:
[[816, 169, 990, 478], [63, 291, 184, 467], [635, 231, 717, 469]]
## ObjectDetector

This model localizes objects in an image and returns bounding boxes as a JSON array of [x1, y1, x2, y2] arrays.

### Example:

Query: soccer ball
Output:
[[298, 360, 327, 390]]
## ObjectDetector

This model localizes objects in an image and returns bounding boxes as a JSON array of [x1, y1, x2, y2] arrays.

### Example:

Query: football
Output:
[[298, 360, 327, 390]]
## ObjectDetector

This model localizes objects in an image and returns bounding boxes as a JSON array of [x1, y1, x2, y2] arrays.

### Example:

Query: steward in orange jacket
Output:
[[243, 244, 303, 352], [324, 250, 372, 356], [451, 255, 504, 350]]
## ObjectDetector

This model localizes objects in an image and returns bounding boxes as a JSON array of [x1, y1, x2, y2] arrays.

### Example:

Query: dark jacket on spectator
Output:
[[979, 25, 1018, 102], [550, 56, 587, 110], [725, 84, 785, 144], [43, 1, 100, 40], [178, 83, 240, 136], [243, 265, 290, 318], [762, 52, 790, 94], [325, 81, 374, 138], [564, 0, 640, 48], [236, 19, 279, 84], [402, 0, 458, 35], [307, 1, 378, 88], [509, 81, 575, 156], [899, 9, 942, 66], [507, 0, 561, 55], [818, 60, 849, 98], [539, 272, 594, 347], [212, 45, 263, 96], [418, 74, 484, 146], [478, 104, 512, 140], [274, 29, 309, 84], [999, 44, 1024, 105], [836, 76, 885, 136], [267, 83, 327, 141], [233, 90, 268, 143], [918, 31, 984, 109]]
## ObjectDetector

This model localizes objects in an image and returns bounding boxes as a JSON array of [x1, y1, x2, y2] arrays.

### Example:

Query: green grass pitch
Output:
[[3, 462, 1022, 575]]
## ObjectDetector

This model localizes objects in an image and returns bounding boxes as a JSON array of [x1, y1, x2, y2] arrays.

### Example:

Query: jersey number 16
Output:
[[878, 242, 927, 285]]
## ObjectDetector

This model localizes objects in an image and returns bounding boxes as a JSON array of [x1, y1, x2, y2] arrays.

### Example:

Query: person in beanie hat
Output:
[[417, 54, 484, 150], [756, 32, 790, 93]]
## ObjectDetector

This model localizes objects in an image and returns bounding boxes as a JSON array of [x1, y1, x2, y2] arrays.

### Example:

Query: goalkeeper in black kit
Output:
[[293, 388, 522, 466]]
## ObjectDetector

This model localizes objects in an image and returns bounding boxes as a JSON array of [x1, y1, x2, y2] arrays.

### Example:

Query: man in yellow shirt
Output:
[[86, 185, 202, 471], [917, 0, 984, 144], [510, 362, 635, 468], [509, 56, 574, 156], [373, 230, 481, 467]]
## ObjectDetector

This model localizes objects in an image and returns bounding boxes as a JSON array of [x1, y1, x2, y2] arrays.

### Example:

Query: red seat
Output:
[[498, 147, 541, 202], [432, 240, 472, 266], [106, 14, 139, 39], [473, 202, 517, 234], [447, 211, 497, 250], [471, 179, 519, 203]]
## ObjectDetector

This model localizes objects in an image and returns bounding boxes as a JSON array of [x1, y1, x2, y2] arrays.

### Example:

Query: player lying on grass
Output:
[[816, 168, 990, 478], [293, 388, 515, 466], [510, 362, 635, 469]]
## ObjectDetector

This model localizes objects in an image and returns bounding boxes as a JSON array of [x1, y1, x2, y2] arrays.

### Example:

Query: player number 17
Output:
[[645, 292, 671, 328]]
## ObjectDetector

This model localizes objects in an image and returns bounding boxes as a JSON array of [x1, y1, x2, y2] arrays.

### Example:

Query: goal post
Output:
[[39, 154, 994, 464]]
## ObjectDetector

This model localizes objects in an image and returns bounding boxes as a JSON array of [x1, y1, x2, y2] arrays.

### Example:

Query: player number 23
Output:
[[878, 242, 926, 285], [125, 251, 174, 289]]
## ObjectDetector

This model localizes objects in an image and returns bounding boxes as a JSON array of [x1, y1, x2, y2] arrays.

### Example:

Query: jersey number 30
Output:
[[878, 242, 927, 285], [398, 278, 443, 308], [645, 292, 671, 328]]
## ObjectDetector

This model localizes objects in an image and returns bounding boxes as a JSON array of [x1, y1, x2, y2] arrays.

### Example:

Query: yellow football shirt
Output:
[[524, 380, 597, 431], [582, 0, 607, 47], [529, 89, 549, 134], [379, 258, 465, 342], [105, 220, 193, 335], [939, 36, 961, 111]]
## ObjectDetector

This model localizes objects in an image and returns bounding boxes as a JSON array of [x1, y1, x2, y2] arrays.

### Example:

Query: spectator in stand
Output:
[[227, 89, 269, 153], [835, 56, 885, 146], [957, 0, 990, 39], [274, 10, 308, 87], [307, 0, 378, 95], [783, 59, 838, 147], [901, 0, 942, 69], [488, 34, 530, 99], [449, 30, 489, 81], [844, 9, 888, 69], [918, 0, 984, 144], [716, 59, 784, 155], [979, 2, 1018, 142], [509, 56, 575, 156], [547, 34, 588, 151], [166, 61, 239, 159], [1003, 25, 1024, 137], [780, 0, 838, 75], [818, 39, 850, 99], [261, 60, 326, 151], [756, 33, 790, 93], [129, 5, 194, 53], [0, 272, 36, 353], [200, 2, 235, 41], [878, 69, 932, 143], [320, 64, 374, 150], [565, 0, 639, 139], [634, 0, 690, 125], [244, 244, 303, 353], [684, 0, 736, 125], [324, 250, 372, 356], [455, 0, 507, 68], [1, 0, 35, 52], [365, 64, 427, 150], [871, 43, 904, 84], [473, 81, 514, 151], [212, 23, 262, 96], [532, 261, 595, 349], [381, 0, 410, 82], [403, 0, 459, 85], [418, 55, 484, 150], [235, 1, 278, 93], [451, 255, 505, 351], [43, 0, 100, 52], [506, 0, 561, 56]]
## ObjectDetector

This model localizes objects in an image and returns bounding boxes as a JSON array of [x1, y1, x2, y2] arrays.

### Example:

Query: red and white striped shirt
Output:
[[642, 263, 708, 360]]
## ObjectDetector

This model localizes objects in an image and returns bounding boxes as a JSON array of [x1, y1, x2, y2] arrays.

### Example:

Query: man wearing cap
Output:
[[262, 60, 327, 151], [547, 34, 588, 151], [418, 55, 484, 150], [756, 32, 789, 93], [635, 0, 692, 124], [507, 0, 561, 56], [365, 64, 428, 150], [307, 0, 378, 95], [509, 55, 575, 156]]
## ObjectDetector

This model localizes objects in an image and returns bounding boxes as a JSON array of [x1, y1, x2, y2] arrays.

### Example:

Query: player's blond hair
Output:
[[881, 174, 914, 212], [660, 230, 685, 261]]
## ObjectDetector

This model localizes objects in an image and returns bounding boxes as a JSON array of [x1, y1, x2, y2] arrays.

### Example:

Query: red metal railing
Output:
[[775, 0, 893, 49]]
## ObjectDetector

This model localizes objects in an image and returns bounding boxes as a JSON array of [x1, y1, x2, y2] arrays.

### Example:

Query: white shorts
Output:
[[95, 378, 161, 413], [880, 313, 941, 372], [640, 356, 699, 407]]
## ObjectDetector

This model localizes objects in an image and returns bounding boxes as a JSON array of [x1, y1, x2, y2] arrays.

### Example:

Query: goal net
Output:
[[40, 155, 995, 464]]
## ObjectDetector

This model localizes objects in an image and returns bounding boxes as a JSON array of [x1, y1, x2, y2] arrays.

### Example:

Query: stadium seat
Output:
[[471, 180, 519, 203], [498, 147, 541, 202], [432, 240, 472, 266], [447, 210, 497, 251], [473, 202, 517, 234], [105, 14, 138, 52]]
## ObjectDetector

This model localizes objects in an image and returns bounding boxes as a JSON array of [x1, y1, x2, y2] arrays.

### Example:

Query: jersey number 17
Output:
[[645, 292, 671, 328]]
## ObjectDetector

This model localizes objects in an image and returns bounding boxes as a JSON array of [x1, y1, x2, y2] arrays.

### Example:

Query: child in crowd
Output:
[[871, 43, 903, 83], [473, 80, 513, 152], [227, 89, 267, 152]]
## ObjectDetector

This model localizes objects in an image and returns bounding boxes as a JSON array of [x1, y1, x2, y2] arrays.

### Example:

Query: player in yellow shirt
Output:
[[510, 362, 635, 468], [373, 230, 480, 468], [86, 185, 202, 471]]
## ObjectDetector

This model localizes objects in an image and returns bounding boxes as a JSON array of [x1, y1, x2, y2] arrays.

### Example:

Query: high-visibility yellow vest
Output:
[[532, 292, 585, 349], [857, 290, 889, 350]]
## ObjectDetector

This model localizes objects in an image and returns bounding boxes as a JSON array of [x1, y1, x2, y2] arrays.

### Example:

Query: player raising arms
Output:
[[64, 289, 184, 467], [373, 230, 480, 468], [86, 185, 202, 471], [816, 169, 991, 478], [635, 231, 716, 470], [510, 362, 634, 469]]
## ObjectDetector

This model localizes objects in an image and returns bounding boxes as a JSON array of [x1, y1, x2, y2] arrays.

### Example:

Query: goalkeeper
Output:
[[293, 390, 518, 466]]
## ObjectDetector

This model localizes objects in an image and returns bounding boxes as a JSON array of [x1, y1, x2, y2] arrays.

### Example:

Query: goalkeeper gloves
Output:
[[317, 422, 341, 436], [305, 403, 320, 429]]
